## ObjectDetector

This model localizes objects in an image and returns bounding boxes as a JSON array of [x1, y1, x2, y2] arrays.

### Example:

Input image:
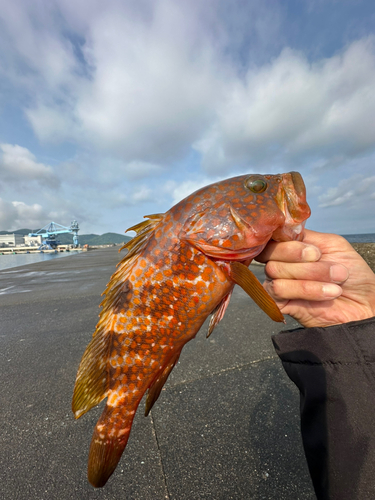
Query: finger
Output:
[[302, 229, 354, 252], [265, 261, 349, 284], [264, 279, 343, 302], [256, 241, 321, 264]]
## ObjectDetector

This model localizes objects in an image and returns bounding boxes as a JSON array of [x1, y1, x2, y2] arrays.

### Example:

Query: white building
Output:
[[24, 235, 43, 246], [0, 234, 25, 247]]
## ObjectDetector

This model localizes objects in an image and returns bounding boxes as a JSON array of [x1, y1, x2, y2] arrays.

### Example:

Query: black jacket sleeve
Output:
[[272, 317, 375, 500]]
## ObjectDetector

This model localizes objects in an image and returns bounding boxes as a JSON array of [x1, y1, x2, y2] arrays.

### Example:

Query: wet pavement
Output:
[[0, 247, 315, 499]]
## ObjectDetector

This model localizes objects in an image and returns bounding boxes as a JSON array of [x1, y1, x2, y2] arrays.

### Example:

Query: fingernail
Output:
[[322, 284, 342, 298], [302, 245, 320, 262], [330, 264, 349, 283]]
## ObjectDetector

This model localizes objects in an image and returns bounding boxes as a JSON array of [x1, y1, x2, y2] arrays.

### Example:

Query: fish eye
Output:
[[244, 178, 268, 193]]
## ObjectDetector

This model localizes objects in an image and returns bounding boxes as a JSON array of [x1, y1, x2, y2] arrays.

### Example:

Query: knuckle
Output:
[[269, 279, 283, 299], [300, 280, 314, 296], [265, 261, 281, 279]]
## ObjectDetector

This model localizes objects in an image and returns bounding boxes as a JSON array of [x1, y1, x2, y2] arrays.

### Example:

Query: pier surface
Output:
[[0, 247, 314, 499]]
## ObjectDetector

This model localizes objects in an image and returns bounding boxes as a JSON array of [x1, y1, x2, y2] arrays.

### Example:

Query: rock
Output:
[[350, 243, 375, 272]]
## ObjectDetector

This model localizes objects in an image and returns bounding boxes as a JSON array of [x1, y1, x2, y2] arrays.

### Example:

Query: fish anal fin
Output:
[[144, 349, 181, 416], [72, 329, 110, 419], [229, 261, 285, 323], [207, 291, 233, 338]]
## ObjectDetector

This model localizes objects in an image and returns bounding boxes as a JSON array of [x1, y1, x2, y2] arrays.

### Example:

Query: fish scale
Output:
[[72, 172, 311, 487]]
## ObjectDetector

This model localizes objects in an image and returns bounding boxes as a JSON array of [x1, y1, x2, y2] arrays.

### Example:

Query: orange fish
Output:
[[72, 172, 310, 487]]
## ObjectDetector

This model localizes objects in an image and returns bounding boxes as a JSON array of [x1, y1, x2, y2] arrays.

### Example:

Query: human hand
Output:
[[255, 229, 375, 328]]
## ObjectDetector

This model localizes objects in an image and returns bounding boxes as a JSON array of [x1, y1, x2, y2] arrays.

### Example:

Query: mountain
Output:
[[57, 232, 132, 245], [0, 228, 34, 235], [0, 229, 131, 246]]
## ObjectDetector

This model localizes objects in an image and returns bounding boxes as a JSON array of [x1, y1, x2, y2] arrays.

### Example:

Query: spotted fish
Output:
[[72, 172, 311, 487]]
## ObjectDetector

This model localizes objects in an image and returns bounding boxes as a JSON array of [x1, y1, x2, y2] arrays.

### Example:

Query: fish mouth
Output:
[[273, 172, 311, 241], [271, 221, 307, 242]]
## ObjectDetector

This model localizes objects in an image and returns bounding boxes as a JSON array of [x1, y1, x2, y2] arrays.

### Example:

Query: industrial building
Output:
[[24, 235, 43, 246], [0, 234, 24, 247]]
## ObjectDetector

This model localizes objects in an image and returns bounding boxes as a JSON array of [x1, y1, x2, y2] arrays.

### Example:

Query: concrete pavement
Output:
[[0, 247, 315, 499]]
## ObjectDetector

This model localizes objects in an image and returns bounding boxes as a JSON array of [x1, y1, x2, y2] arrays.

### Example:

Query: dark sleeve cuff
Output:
[[272, 316, 375, 369]]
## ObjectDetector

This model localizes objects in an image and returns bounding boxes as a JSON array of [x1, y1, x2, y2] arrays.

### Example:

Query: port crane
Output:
[[28, 221, 80, 250]]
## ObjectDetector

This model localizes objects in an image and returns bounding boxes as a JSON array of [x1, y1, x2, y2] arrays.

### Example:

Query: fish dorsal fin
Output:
[[229, 261, 285, 323], [99, 213, 165, 311], [72, 214, 165, 419], [207, 291, 233, 338], [144, 349, 181, 416]]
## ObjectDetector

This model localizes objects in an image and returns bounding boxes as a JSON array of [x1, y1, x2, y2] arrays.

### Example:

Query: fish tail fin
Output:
[[87, 406, 133, 488]]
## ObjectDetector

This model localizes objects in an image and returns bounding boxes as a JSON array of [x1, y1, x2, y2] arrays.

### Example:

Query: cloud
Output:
[[1, 1, 281, 167], [0, 143, 60, 188], [0, 198, 49, 230], [105, 185, 157, 209], [318, 175, 375, 208], [1, 1, 375, 237], [8, 0, 228, 164], [170, 176, 224, 205], [0, 2, 82, 105], [4, 2, 375, 177], [196, 37, 375, 173], [123, 161, 165, 180]]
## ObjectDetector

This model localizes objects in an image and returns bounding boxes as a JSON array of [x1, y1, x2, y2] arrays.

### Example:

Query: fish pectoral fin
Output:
[[72, 329, 110, 419], [144, 349, 182, 417], [207, 291, 233, 338], [229, 261, 285, 323]]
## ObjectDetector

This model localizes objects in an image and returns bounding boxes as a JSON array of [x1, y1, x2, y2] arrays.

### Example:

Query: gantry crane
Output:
[[28, 221, 80, 250]]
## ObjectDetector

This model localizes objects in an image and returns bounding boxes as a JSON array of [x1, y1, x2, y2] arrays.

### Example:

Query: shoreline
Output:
[[1, 242, 374, 273]]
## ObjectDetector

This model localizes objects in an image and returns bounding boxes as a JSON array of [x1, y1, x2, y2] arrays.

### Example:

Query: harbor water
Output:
[[0, 250, 82, 271], [341, 233, 375, 243]]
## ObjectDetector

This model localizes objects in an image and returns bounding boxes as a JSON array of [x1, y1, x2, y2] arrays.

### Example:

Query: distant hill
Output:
[[0, 229, 131, 246], [0, 228, 34, 235], [58, 232, 132, 246]]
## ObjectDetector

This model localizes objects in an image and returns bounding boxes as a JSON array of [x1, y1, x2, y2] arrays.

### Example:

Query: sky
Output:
[[0, 0, 375, 236]]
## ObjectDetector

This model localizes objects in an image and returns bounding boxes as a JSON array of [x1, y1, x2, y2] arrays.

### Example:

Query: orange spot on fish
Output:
[[221, 240, 232, 248], [144, 268, 154, 278]]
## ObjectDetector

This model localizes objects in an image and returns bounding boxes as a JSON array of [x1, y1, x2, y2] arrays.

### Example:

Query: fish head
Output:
[[178, 171, 311, 260]]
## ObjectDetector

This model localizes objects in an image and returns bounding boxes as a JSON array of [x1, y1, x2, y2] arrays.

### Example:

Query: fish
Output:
[[72, 171, 311, 487]]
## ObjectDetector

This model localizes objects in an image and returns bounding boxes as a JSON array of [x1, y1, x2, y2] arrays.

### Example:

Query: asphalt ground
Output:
[[0, 247, 315, 499]]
